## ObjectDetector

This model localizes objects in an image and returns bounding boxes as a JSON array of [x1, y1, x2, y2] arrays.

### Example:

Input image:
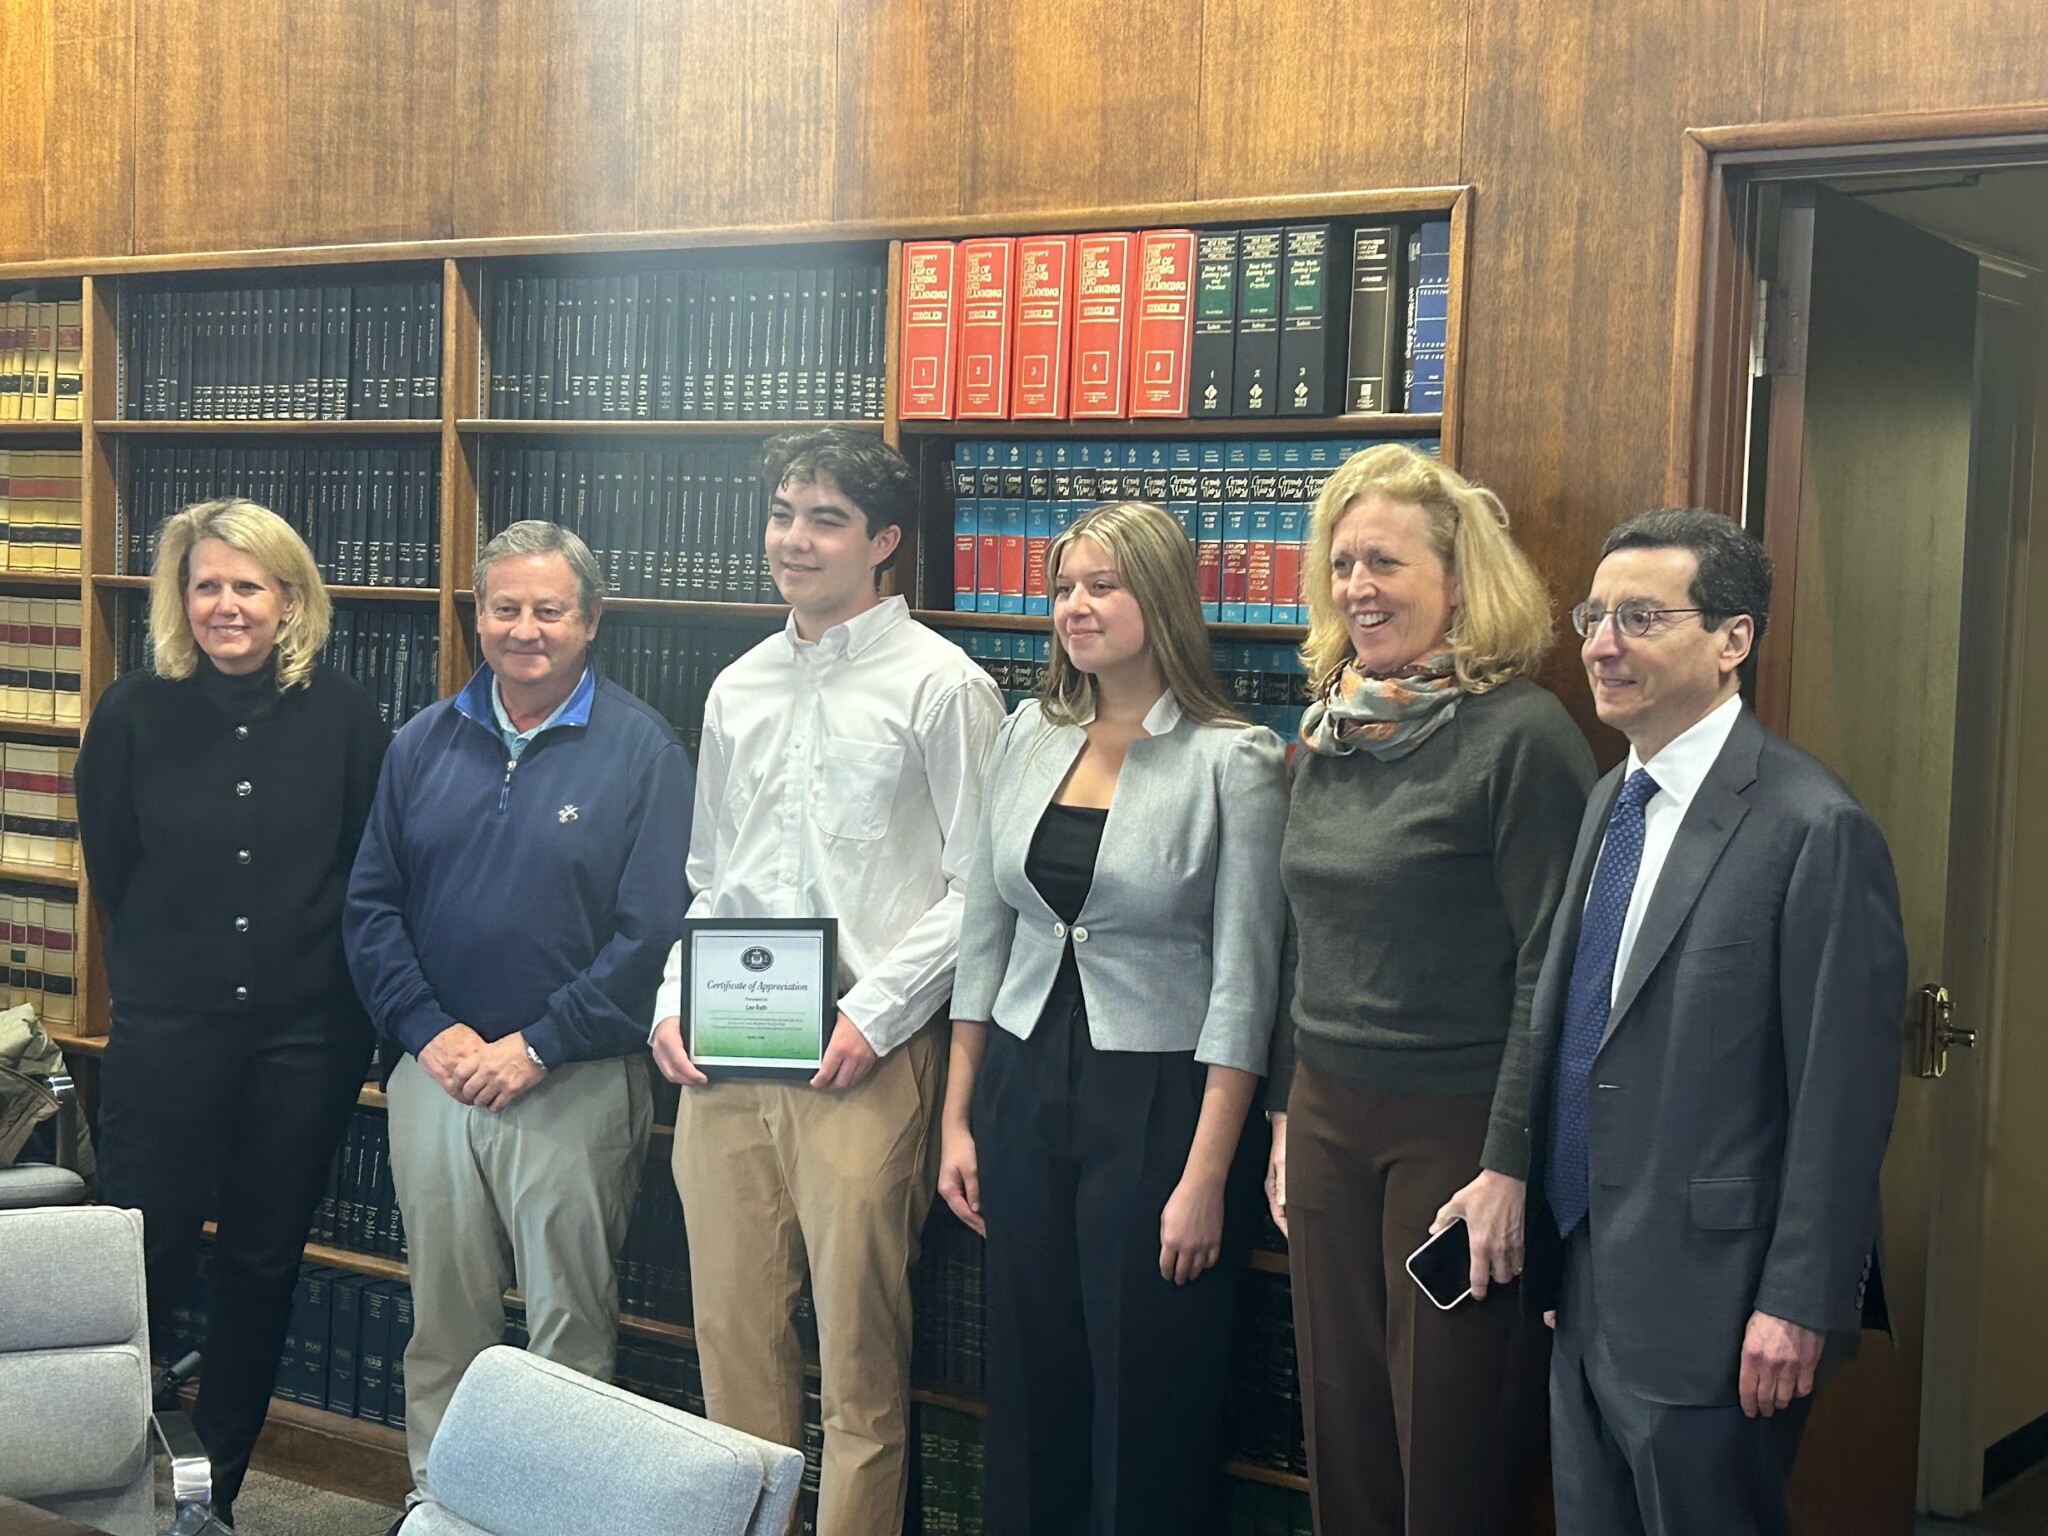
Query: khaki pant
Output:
[[671, 1028, 943, 1536], [386, 1051, 653, 1490]]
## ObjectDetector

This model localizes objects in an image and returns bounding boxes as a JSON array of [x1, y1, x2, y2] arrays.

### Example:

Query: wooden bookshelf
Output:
[[458, 419, 883, 438], [27, 189, 1468, 1525], [95, 419, 442, 436]]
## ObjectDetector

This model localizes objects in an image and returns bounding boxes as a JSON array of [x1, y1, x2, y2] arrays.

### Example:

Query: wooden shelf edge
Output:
[[899, 413, 1443, 440], [913, 609, 1307, 643], [0, 571, 88, 589], [0, 858, 80, 888], [1225, 1460, 1310, 1492], [1248, 1248, 1290, 1276], [0, 421, 83, 438], [0, 186, 1468, 281], [261, 1393, 408, 1453], [94, 419, 441, 435], [458, 418, 882, 437], [45, 1026, 106, 1055], [0, 716, 80, 740]]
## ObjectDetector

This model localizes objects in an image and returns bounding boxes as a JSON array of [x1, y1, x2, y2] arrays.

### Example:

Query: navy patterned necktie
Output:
[[1548, 767, 1660, 1237]]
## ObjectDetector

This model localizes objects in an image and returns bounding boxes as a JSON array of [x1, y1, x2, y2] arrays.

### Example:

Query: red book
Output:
[[1220, 539, 1249, 612], [1070, 232, 1136, 418], [1196, 539, 1222, 611], [1271, 538, 1303, 628], [1011, 236, 1075, 419], [897, 241, 961, 419], [955, 238, 1016, 418], [1130, 229, 1196, 417], [1245, 533, 1274, 616]]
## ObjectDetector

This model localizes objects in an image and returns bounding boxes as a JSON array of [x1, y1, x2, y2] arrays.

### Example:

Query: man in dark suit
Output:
[[1523, 508, 1906, 1535]]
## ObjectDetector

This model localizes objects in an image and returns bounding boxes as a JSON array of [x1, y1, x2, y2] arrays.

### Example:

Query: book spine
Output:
[[1278, 223, 1342, 416], [1346, 224, 1400, 414], [1234, 229, 1283, 415], [1024, 447, 1052, 617], [1405, 218, 1452, 412], [1130, 228, 1197, 418], [974, 450, 1001, 615], [952, 447, 978, 612], [1010, 234, 1075, 420], [1220, 448, 1251, 622], [1069, 232, 1136, 418], [997, 457, 1027, 616], [1245, 447, 1278, 623], [954, 237, 1017, 419]]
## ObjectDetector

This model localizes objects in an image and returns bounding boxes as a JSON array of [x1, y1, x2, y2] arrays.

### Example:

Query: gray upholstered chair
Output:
[[0, 1063, 88, 1209], [400, 1346, 803, 1536], [0, 1204, 218, 1536]]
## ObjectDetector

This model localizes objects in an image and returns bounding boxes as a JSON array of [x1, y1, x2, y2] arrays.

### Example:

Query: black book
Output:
[[654, 271, 681, 419], [322, 286, 351, 420], [1280, 223, 1345, 416], [792, 269, 816, 420], [598, 275, 623, 420], [391, 286, 414, 420], [1234, 229, 1283, 416], [829, 268, 852, 418], [863, 265, 886, 419], [738, 274, 764, 420], [517, 275, 540, 420], [417, 278, 441, 419], [716, 273, 742, 421], [810, 268, 835, 418], [678, 271, 704, 419], [1345, 223, 1400, 415], [678, 450, 705, 600], [773, 269, 796, 418], [489, 278, 512, 416]]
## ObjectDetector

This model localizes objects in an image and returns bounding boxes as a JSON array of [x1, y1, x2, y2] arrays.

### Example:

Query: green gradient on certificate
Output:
[[690, 929, 829, 1067]]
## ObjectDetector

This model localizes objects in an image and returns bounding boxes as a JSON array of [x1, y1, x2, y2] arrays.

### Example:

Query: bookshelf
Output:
[[4, 183, 1463, 1531]]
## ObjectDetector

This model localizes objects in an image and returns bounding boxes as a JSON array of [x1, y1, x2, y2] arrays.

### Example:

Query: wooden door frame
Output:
[[1666, 104, 2048, 1515]]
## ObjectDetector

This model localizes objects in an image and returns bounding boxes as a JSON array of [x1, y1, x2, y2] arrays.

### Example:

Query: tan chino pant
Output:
[[670, 1027, 943, 1536], [386, 1051, 653, 1490]]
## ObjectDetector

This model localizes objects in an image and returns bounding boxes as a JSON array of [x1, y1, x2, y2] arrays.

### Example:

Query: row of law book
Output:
[[118, 600, 441, 727], [1223, 1483, 1316, 1536], [899, 219, 1448, 422], [486, 264, 887, 422], [0, 300, 83, 420], [0, 885, 76, 1027], [940, 627, 1311, 738], [483, 443, 784, 605], [0, 598, 83, 725], [593, 619, 774, 761], [909, 1406, 986, 1536], [120, 282, 442, 421], [123, 444, 441, 587], [0, 743, 79, 874], [311, 1102, 696, 1328], [911, 1209, 986, 1393], [1226, 1271, 1307, 1475], [0, 449, 84, 573], [947, 436, 1431, 624]]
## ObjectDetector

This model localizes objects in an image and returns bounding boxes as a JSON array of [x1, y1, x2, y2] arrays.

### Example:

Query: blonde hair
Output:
[[1300, 444, 1552, 694], [1040, 501, 1243, 728], [149, 499, 331, 690]]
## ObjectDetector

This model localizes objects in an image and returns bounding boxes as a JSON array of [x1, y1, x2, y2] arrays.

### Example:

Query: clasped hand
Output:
[[421, 1023, 545, 1112]]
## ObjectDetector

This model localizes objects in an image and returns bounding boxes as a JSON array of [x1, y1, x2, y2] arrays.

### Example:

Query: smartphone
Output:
[[1406, 1217, 1474, 1310]]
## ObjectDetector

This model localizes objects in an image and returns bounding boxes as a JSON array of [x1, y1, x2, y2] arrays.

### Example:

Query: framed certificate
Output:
[[680, 918, 838, 1079]]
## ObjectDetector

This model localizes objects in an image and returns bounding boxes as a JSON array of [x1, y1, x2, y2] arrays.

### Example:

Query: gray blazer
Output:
[[952, 694, 1288, 1073], [1523, 707, 1905, 1407]]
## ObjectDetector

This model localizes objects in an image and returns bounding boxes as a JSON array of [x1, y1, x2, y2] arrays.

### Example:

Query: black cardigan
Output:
[[75, 658, 390, 1019]]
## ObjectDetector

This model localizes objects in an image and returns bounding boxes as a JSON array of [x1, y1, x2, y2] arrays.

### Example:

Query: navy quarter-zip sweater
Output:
[[343, 663, 692, 1068]]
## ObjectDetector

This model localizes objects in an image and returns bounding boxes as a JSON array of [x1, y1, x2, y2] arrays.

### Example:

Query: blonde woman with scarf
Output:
[[1266, 444, 1595, 1536]]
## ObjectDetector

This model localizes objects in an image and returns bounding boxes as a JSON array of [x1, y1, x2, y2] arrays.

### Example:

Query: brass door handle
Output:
[[1915, 983, 1975, 1079]]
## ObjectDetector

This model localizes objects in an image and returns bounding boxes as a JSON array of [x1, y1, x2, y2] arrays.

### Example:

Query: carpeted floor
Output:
[[155, 1463, 399, 1536]]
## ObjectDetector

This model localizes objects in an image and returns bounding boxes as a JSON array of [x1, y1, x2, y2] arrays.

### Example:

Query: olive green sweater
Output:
[[1269, 677, 1595, 1177]]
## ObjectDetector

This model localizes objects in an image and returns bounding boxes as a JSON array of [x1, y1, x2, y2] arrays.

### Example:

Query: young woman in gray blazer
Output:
[[942, 500, 1288, 1536]]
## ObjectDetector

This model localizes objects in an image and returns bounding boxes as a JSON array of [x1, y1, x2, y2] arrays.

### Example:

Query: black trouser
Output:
[[975, 963, 1249, 1536], [1550, 1224, 1812, 1536], [97, 1002, 372, 1509]]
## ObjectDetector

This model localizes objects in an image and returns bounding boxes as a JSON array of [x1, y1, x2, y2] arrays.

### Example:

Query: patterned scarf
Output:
[[1299, 650, 1463, 761]]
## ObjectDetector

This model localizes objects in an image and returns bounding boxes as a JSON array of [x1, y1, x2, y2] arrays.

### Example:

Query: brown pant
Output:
[[670, 1028, 943, 1536], [1286, 1061, 1549, 1536]]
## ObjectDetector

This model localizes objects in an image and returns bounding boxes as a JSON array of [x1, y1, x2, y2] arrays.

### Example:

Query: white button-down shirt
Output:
[[1605, 691, 1744, 1004], [654, 596, 1004, 1055]]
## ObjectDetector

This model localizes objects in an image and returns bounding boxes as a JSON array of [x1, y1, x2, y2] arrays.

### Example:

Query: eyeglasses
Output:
[[1570, 601, 1715, 639]]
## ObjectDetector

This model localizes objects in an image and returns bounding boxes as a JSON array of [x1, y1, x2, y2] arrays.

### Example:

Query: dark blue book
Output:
[[356, 1281, 394, 1425], [327, 1274, 366, 1420], [387, 1287, 416, 1429]]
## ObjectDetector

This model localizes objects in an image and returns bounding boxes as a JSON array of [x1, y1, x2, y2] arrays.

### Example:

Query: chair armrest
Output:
[[151, 1407, 214, 1512]]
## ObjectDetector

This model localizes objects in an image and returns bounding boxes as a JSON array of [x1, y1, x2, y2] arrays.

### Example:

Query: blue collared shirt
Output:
[[486, 665, 596, 762]]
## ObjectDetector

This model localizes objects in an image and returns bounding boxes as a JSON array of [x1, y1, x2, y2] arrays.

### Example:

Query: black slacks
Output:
[[975, 964, 1249, 1536], [1286, 1062, 1549, 1536], [97, 1003, 372, 1508], [1550, 1224, 1812, 1536]]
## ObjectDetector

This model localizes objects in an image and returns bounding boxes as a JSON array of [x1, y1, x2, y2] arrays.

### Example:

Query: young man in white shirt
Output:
[[652, 426, 1003, 1536]]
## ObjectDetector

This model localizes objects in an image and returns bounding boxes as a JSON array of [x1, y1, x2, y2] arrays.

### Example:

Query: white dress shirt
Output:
[[1605, 692, 1744, 1004], [654, 596, 1004, 1055]]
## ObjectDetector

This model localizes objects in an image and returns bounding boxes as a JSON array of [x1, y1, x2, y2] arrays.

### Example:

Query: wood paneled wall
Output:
[[7, 0, 2048, 741]]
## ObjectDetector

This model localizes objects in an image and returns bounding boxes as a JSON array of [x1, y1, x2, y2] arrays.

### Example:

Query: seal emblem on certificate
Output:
[[680, 917, 838, 1078]]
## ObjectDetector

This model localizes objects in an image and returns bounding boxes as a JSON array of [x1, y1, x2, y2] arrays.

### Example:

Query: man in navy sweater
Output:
[[344, 520, 692, 1495]]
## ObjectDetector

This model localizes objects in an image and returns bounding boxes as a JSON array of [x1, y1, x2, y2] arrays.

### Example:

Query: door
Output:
[[1750, 183, 1987, 1529]]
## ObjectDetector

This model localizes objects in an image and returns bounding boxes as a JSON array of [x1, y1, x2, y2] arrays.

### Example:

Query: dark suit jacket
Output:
[[1522, 706, 1906, 1407]]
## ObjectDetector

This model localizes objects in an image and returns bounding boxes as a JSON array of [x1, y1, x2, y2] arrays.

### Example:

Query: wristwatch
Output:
[[525, 1043, 547, 1071]]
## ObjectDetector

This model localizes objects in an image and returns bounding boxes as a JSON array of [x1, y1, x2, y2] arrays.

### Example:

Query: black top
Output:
[[75, 656, 391, 1019], [1271, 677, 1596, 1176], [1025, 802, 1108, 925]]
